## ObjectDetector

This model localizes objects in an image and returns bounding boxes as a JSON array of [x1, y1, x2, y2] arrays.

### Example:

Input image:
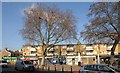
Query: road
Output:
[[1, 65, 80, 73]]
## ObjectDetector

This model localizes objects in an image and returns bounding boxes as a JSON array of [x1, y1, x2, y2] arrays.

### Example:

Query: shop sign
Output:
[[3, 56, 18, 60]]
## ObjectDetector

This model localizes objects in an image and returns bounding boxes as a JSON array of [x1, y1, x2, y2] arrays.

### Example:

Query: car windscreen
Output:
[[109, 65, 120, 72], [24, 61, 32, 64]]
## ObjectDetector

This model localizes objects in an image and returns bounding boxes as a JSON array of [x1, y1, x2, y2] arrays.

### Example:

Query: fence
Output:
[[37, 64, 80, 73]]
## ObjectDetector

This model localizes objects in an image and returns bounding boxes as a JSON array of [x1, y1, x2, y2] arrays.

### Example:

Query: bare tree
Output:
[[20, 4, 77, 67], [81, 2, 120, 55]]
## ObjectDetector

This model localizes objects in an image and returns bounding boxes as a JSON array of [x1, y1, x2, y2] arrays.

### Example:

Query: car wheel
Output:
[[22, 67, 25, 71], [6, 65, 8, 68], [3, 65, 5, 68], [80, 71, 84, 73], [31, 67, 34, 71], [29, 67, 34, 71], [15, 67, 18, 70]]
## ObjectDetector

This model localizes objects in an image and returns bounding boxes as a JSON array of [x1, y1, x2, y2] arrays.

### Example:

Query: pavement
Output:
[[43, 64, 80, 72], [2, 71, 79, 73]]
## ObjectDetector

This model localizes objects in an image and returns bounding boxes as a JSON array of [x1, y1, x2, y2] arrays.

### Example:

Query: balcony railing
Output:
[[67, 52, 77, 55], [86, 52, 94, 55], [47, 53, 53, 56], [86, 46, 93, 50], [67, 47, 74, 50], [29, 54, 37, 56], [29, 48, 36, 51]]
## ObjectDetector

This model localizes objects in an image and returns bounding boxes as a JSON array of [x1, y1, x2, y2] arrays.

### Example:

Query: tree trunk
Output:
[[41, 55, 45, 69], [41, 45, 46, 69], [111, 39, 119, 55], [110, 39, 119, 64]]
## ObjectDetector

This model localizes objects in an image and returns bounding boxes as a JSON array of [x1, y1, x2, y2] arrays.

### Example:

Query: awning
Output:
[[24, 58, 30, 61]]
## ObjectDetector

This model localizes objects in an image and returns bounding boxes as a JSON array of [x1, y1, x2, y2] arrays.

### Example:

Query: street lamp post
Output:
[[97, 44, 100, 64], [97, 53, 100, 64]]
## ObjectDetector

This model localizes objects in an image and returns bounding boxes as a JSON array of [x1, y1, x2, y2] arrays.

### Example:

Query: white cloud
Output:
[[21, 3, 37, 17]]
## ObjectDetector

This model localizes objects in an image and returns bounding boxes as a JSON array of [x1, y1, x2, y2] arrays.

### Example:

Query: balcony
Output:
[[86, 52, 94, 55], [54, 52, 59, 55], [30, 48, 36, 51], [107, 52, 111, 55], [49, 48, 54, 51], [86, 46, 93, 50], [62, 46, 67, 48], [93, 51, 97, 55], [29, 53, 37, 56], [67, 47, 74, 51], [47, 53, 53, 56], [61, 52, 67, 55], [67, 52, 76, 55], [107, 45, 112, 51]]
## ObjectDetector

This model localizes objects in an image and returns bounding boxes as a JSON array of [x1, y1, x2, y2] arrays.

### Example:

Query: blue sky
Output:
[[2, 2, 92, 50], [0, 2, 2, 51]]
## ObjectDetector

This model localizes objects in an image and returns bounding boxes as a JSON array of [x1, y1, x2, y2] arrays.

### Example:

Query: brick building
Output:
[[20, 43, 120, 65]]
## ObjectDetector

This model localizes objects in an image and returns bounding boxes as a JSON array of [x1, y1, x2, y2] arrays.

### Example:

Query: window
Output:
[[84, 65, 97, 71], [24, 61, 32, 64], [98, 65, 112, 72], [62, 52, 67, 54], [86, 44, 92, 46], [31, 51, 37, 54], [21, 61, 24, 65]]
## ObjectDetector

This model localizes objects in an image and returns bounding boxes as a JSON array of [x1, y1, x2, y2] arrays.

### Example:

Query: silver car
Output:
[[80, 64, 120, 73], [15, 60, 35, 71]]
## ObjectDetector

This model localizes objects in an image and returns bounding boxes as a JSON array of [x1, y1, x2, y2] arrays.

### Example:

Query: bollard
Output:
[[42, 65, 45, 70], [71, 66, 72, 73], [48, 65, 50, 71], [79, 69, 80, 73], [37, 65, 39, 69], [55, 65, 56, 71], [45, 65, 47, 70], [62, 65, 64, 72]]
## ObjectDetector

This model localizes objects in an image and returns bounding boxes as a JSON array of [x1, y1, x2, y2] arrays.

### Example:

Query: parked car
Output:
[[0, 60, 8, 68], [59, 56, 66, 65], [80, 64, 120, 73], [112, 60, 120, 69], [15, 60, 35, 71], [52, 56, 59, 64], [51, 56, 66, 65]]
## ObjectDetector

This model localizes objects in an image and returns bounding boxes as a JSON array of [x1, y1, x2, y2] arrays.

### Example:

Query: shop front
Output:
[[3, 56, 18, 64]]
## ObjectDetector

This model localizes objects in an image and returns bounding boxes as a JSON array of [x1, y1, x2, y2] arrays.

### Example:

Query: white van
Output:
[[0, 60, 8, 68], [15, 60, 35, 71]]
